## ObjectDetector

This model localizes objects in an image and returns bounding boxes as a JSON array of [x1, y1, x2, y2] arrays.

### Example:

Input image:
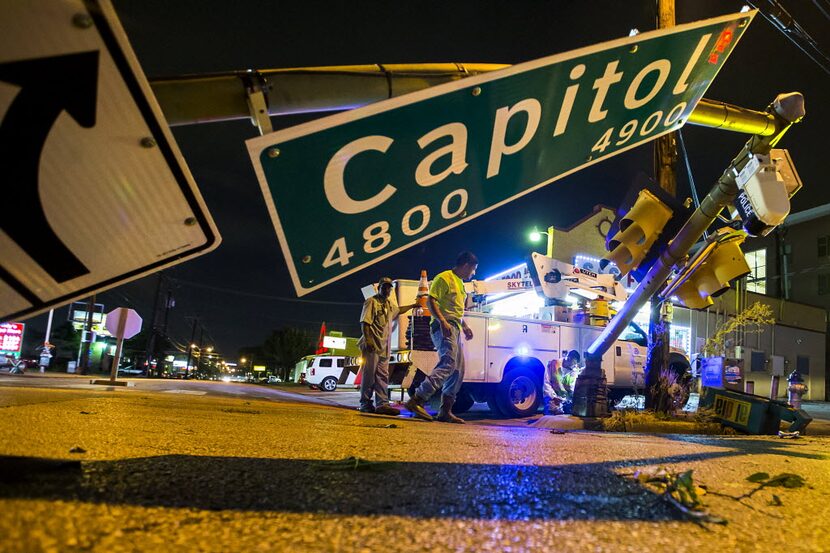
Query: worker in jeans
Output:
[[358, 277, 416, 416], [543, 350, 580, 415], [405, 251, 478, 423]]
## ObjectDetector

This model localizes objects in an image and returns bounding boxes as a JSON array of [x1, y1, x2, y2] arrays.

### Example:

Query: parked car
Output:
[[267, 375, 282, 384], [117, 366, 146, 376], [305, 356, 353, 392]]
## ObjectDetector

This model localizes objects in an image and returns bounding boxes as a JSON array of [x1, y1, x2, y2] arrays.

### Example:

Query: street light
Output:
[[528, 225, 555, 257]]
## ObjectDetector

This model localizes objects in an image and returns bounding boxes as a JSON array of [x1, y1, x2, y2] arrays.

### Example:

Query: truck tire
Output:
[[495, 367, 542, 418], [452, 387, 475, 414], [320, 376, 338, 392], [669, 355, 692, 408]]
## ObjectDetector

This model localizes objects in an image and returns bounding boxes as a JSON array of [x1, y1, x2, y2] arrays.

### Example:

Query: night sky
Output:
[[21, 1, 830, 357]]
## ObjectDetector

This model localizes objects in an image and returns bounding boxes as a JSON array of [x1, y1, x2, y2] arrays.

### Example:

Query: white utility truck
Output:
[[349, 253, 689, 417]]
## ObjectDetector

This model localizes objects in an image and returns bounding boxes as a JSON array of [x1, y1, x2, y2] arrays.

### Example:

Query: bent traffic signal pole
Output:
[[578, 92, 804, 405]]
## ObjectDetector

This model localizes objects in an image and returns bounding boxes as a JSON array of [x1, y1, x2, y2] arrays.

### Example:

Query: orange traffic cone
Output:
[[416, 270, 431, 317]]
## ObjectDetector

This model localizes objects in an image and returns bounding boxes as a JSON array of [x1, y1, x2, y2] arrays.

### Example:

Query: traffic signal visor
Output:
[[665, 230, 751, 310], [602, 189, 672, 276]]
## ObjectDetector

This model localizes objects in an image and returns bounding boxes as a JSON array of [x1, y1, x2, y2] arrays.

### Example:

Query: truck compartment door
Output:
[[463, 315, 487, 381]]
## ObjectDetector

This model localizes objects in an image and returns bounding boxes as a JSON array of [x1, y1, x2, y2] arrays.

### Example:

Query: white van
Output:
[[305, 356, 354, 391]]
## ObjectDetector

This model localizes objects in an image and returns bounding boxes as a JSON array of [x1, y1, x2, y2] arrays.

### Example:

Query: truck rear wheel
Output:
[[495, 367, 542, 418]]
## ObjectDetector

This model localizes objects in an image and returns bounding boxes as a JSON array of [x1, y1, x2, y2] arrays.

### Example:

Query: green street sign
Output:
[[247, 11, 754, 296]]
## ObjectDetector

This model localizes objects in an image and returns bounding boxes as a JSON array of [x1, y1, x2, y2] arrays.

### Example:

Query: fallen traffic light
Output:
[[601, 189, 673, 277], [662, 229, 750, 309]]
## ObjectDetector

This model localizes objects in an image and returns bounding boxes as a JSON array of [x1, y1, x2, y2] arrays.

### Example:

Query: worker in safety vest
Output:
[[543, 350, 580, 415]]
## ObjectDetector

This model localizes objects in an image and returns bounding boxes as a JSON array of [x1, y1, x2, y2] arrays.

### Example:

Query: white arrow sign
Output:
[[0, 0, 220, 323]]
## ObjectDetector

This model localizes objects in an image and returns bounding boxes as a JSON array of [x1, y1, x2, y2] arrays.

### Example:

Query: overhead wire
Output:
[[746, 0, 830, 75], [170, 278, 362, 306], [812, 0, 830, 22], [676, 130, 707, 239]]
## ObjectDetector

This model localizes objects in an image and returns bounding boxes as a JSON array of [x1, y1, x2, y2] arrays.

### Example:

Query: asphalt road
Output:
[[1, 373, 829, 552]]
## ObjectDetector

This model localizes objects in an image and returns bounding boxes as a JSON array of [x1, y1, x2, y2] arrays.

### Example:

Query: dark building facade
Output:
[[740, 204, 830, 400]]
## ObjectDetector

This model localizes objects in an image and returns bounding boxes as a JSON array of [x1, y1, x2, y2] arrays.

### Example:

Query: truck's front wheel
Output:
[[495, 367, 542, 418]]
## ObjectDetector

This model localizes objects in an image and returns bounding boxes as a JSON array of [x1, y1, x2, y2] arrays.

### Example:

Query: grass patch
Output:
[[602, 408, 735, 434]]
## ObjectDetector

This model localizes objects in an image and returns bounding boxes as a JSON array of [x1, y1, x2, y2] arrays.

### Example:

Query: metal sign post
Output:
[[247, 12, 754, 296], [91, 307, 142, 387], [109, 312, 128, 383]]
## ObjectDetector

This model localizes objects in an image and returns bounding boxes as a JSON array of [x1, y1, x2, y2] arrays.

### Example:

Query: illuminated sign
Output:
[[0, 322, 24, 354], [69, 302, 105, 323], [323, 336, 348, 349], [253, 365, 267, 372]]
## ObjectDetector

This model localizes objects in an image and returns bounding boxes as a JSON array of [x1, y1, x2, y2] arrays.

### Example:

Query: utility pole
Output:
[[157, 287, 175, 377], [195, 325, 205, 378], [184, 317, 198, 379], [145, 273, 164, 377], [645, 0, 678, 410], [78, 295, 95, 374]]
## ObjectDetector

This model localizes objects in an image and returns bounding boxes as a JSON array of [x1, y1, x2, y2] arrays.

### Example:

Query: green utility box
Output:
[[699, 387, 812, 435]]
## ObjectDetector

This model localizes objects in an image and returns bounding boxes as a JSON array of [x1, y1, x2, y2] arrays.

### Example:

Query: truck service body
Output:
[[349, 266, 687, 417]]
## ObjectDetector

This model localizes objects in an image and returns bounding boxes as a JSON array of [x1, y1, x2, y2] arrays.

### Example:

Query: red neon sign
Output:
[[0, 322, 25, 354]]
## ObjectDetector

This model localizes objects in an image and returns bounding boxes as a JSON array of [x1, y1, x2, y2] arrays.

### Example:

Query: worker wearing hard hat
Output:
[[358, 277, 417, 416]]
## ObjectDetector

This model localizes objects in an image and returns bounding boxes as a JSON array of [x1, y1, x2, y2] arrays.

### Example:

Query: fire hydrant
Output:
[[787, 370, 808, 410]]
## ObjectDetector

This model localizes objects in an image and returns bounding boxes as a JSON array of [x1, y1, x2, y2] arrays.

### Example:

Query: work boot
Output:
[[374, 404, 401, 416], [358, 404, 375, 414], [436, 396, 465, 424], [404, 396, 433, 421]]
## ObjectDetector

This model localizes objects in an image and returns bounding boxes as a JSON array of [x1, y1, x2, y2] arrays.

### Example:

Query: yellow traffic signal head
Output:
[[667, 230, 751, 310], [602, 189, 673, 276]]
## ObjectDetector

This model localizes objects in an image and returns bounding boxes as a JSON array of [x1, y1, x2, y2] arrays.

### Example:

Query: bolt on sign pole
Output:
[[584, 93, 804, 373], [646, 0, 678, 410]]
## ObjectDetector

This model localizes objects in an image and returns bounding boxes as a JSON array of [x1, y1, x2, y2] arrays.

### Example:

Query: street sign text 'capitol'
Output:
[[248, 12, 753, 295]]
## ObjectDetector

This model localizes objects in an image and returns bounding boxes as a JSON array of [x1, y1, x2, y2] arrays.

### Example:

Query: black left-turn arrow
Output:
[[0, 51, 99, 283]]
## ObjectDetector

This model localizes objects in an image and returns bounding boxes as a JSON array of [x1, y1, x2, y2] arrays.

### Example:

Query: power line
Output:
[[170, 278, 362, 305], [812, 0, 830, 23], [746, 0, 830, 75]]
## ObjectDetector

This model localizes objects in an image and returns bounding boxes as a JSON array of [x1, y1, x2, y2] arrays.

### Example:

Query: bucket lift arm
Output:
[[466, 253, 627, 302]]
